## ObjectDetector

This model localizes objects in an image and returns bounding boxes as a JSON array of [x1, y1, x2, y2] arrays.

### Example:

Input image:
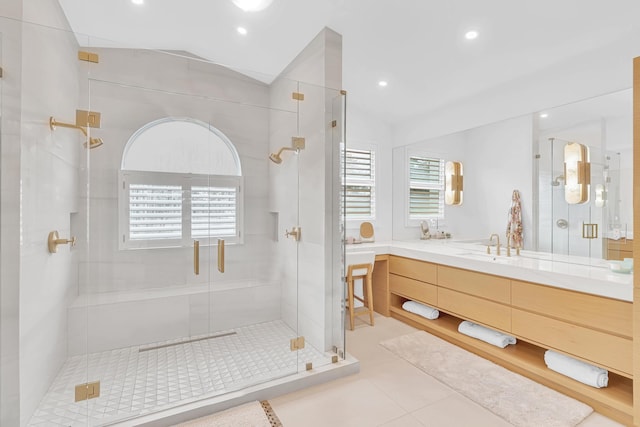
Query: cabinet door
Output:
[[438, 266, 510, 304], [438, 288, 511, 332]]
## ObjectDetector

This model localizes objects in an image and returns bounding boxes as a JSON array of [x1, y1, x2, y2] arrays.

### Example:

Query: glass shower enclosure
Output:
[[0, 15, 347, 426]]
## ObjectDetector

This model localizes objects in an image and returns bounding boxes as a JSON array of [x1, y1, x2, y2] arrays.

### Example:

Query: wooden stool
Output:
[[345, 251, 375, 330]]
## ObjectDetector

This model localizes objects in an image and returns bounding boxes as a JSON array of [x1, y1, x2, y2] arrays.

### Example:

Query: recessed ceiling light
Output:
[[232, 0, 273, 12], [378, 81, 388, 87], [237, 27, 248, 35], [131, 0, 144, 5], [540, 113, 549, 118], [465, 30, 479, 40]]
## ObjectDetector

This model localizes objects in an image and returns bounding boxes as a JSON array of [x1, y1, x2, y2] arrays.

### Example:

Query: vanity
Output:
[[350, 240, 633, 425]]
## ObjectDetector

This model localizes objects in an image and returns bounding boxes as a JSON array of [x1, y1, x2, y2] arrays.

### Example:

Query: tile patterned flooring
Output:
[[28, 320, 327, 426], [268, 314, 624, 427]]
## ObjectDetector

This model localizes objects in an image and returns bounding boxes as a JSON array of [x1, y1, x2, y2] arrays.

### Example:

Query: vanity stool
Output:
[[345, 251, 376, 330]]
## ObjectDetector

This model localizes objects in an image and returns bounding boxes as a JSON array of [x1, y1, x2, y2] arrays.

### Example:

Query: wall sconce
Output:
[[445, 161, 463, 205], [564, 142, 590, 204]]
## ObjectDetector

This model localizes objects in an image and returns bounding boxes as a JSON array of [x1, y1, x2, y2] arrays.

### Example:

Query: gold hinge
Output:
[[331, 120, 337, 128], [331, 355, 339, 363], [340, 90, 347, 95], [292, 92, 305, 101], [305, 362, 313, 371], [78, 51, 99, 63], [0, 67, 3, 78], [75, 381, 100, 402], [76, 109, 102, 128], [290, 336, 305, 351]]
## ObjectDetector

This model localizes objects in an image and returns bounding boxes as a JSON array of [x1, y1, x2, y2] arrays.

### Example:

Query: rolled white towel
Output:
[[402, 300, 439, 320], [544, 350, 608, 388], [458, 320, 516, 348]]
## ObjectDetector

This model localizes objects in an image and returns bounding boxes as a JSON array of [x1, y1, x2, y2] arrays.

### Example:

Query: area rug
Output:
[[175, 400, 283, 427], [380, 331, 593, 427]]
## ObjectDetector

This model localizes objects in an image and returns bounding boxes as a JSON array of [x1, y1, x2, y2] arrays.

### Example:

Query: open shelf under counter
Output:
[[388, 304, 633, 426]]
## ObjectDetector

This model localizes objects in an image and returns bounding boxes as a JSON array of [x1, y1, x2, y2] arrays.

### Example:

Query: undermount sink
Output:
[[456, 252, 514, 264]]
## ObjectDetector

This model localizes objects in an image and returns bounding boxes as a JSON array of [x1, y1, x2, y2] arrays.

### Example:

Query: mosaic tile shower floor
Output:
[[28, 320, 328, 426]]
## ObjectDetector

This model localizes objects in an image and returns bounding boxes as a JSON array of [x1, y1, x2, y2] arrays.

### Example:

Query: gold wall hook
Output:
[[48, 231, 76, 253]]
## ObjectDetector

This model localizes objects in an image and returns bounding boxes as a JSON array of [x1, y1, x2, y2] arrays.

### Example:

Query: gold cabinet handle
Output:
[[193, 240, 200, 275], [218, 239, 225, 273]]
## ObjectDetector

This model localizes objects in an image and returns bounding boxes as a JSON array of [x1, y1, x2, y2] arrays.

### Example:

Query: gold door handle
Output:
[[218, 239, 225, 273], [193, 240, 200, 275]]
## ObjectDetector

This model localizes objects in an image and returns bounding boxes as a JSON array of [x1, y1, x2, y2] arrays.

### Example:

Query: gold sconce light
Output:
[[564, 142, 590, 204], [445, 161, 463, 205]]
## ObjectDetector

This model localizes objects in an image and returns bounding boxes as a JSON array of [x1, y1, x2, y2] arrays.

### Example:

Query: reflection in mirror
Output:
[[535, 89, 632, 261], [392, 88, 632, 265]]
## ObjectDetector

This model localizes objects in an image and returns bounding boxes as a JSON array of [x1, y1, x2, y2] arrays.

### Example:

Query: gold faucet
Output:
[[505, 232, 521, 257], [487, 233, 500, 255]]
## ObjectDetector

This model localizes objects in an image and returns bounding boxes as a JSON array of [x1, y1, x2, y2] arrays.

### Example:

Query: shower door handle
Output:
[[193, 240, 200, 275], [218, 239, 225, 273]]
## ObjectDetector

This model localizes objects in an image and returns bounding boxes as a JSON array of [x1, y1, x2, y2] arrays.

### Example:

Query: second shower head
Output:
[[50, 115, 104, 149], [269, 137, 306, 165]]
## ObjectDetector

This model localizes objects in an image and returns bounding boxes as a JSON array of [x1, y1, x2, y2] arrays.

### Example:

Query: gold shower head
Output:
[[50, 116, 104, 149], [269, 137, 306, 164]]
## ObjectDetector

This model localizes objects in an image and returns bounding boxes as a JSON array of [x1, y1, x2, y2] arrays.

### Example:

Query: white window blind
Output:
[[191, 186, 237, 238], [343, 148, 376, 219], [409, 156, 444, 219], [129, 184, 182, 240], [120, 171, 242, 249]]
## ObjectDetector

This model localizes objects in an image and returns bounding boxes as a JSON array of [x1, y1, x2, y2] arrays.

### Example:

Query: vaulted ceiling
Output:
[[57, 0, 640, 126]]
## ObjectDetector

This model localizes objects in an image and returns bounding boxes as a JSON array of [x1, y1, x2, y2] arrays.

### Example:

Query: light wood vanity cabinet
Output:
[[382, 256, 633, 425]]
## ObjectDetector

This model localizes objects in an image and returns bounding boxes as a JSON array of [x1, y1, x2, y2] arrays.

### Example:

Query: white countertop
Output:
[[346, 240, 633, 302]]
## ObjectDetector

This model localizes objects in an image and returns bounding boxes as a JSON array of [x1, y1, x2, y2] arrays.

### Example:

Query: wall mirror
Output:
[[391, 88, 632, 266]]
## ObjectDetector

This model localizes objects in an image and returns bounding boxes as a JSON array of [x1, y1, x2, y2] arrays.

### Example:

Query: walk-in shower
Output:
[[2, 15, 350, 427]]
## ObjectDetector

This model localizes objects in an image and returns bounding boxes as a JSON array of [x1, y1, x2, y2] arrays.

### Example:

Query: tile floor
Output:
[[268, 314, 624, 427], [28, 320, 328, 427]]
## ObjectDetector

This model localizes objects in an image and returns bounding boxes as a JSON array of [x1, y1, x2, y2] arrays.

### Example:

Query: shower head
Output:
[[269, 152, 283, 164], [50, 116, 104, 149], [269, 137, 306, 165]]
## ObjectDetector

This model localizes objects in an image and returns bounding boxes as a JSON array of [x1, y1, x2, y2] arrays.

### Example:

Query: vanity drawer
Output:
[[512, 281, 632, 338], [512, 309, 632, 376], [437, 265, 510, 304], [389, 256, 437, 284], [389, 274, 437, 306], [438, 288, 511, 332], [606, 238, 633, 252]]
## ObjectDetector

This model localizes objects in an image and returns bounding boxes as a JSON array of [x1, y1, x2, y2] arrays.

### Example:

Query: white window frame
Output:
[[406, 152, 445, 226], [343, 146, 377, 222], [119, 170, 243, 249]]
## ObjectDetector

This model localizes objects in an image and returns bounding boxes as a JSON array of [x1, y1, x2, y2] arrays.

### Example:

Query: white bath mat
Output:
[[380, 331, 593, 427]]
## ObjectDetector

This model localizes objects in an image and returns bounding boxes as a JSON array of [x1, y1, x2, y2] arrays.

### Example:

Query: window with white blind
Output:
[[408, 155, 445, 220], [343, 148, 376, 220], [119, 118, 242, 249]]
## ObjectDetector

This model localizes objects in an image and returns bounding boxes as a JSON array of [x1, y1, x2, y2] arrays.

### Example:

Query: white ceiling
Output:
[[57, 0, 640, 126]]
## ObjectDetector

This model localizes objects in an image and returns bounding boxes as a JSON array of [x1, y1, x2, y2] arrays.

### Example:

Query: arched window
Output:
[[119, 118, 243, 249]]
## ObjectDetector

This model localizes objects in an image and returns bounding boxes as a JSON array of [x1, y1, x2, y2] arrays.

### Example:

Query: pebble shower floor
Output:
[[28, 320, 328, 426]]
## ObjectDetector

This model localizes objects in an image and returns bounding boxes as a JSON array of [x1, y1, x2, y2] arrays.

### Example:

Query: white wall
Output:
[[17, 1, 80, 424], [345, 105, 393, 241], [272, 28, 343, 352], [0, 4, 24, 426], [392, 116, 533, 247]]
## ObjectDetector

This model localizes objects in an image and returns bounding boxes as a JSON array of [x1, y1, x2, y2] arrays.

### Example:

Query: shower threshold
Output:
[[27, 320, 356, 427]]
